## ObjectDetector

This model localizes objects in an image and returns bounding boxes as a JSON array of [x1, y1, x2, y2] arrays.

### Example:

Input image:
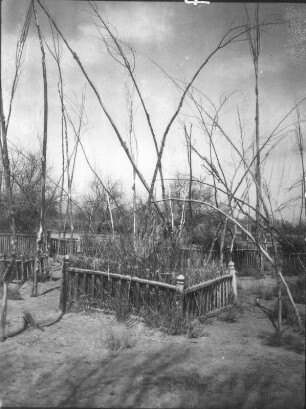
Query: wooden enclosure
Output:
[[60, 257, 237, 319]]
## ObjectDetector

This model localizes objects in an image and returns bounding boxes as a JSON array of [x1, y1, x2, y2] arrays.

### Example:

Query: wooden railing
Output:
[[60, 257, 237, 318], [185, 273, 234, 319], [0, 233, 37, 254], [0, 255, 49, 283], [50, 237, 80, 256]]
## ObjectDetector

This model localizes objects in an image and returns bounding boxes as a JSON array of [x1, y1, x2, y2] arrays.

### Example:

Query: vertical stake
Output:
[[60, 255, 70, 313]]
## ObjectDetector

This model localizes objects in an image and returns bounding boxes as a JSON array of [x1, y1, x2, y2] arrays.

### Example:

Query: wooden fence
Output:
[[229, 249, 260, 270], [60, 257, 237, 318], [0, 233, 37, 254], [50, 237, 80, 256], [282, 253, 306, 274], [0, 255, 49, 283]]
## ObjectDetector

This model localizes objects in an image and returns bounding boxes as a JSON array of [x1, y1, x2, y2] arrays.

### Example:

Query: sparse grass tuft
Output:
[[186, 319, 207, 339], [98, 324, 136, 350], [260, 329, 305, 354]]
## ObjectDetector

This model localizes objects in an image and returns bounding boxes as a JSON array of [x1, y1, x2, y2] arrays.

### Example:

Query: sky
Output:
[[1, 0, 306, 222]]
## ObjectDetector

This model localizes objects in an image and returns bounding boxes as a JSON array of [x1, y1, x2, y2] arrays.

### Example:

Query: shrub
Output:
[[98, 325, 136, 350], [139, 306, 205, 338], [216, 299, 244, 323], [273, 297, 305, 328], [272, 276, 306, 305], [260, 330, 305, 354]]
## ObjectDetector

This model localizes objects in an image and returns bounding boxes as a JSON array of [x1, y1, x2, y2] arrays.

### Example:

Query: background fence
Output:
[[50, 237, 80, 256], [0, 233, 37, 254], [282, 253, 306, 275], [0, 255, 49, 283]]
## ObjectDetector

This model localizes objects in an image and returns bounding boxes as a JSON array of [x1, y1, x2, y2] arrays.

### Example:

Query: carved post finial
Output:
[[176, 274, 186, 319], [228, 261, 237, 299]]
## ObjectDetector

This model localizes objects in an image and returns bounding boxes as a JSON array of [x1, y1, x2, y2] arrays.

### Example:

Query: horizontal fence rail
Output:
[[61, 257, 237, 319], [0, 255, 49, 283], [64, 266, 178, 316]]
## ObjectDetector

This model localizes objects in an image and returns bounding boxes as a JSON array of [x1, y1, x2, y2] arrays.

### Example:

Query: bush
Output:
[[98, 324, 136, 350], [255, 286, 274, 301], [260, 330, 305, 354], [272, 276, 306, 304], [216, 299, 244, 323]]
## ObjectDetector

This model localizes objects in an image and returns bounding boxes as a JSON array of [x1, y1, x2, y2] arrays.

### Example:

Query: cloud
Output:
[[79, 3, 174, 48]]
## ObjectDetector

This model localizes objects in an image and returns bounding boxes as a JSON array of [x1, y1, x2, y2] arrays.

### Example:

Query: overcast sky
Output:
[[2, 1, 306, 222]]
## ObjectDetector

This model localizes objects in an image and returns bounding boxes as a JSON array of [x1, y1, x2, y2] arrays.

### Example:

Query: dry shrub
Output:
[[272, 275, 306, 304], [98, 324, 136, 350], [273, 297, 305, 329], [255, 286, 274, 301], [216, 299, 244, 323], [260, 330, 305, 354], [139, 305, 205, 338], [0, 283, 23, 300], [75, 232, 225, 287]]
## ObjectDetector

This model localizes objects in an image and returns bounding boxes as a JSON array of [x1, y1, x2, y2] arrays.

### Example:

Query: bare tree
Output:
[[0, 1, 32, 340], [31, 1, 49, 296], [244, 4, 264, 272]]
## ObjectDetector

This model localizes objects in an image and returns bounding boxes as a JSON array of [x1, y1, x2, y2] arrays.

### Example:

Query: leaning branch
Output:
[[36, 0, 165, 223]]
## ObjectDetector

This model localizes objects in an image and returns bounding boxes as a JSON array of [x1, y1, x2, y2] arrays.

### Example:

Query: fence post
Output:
[[228, 261, 238, 300], [21, 255, 25, 282], [60, 255, 70, 313], [77, 237, 82, 254], [46, 229, 51, 252], [176, 274, 185, 318]]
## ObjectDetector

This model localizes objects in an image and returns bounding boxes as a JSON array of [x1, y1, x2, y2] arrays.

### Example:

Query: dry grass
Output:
[[216, 299, 245, 323], [259, 329, 305, 354], [138, 305, 206, 338], [75, 233, 226, 287], [255, 286, 274, 301], [96, 324, 136, 350]]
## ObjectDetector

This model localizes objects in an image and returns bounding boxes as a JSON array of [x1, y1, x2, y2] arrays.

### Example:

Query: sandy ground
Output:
[[0, 267, 305, 408]]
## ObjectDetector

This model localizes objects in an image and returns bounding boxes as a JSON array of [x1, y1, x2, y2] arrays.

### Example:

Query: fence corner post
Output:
[[60, 255, 70, 313], [176, 274, 186, 318], [228, 260, 238, 300]]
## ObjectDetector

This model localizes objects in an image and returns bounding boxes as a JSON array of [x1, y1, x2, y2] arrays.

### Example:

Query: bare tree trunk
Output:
[[32, 1, 48, 296], [219, 218, 228, 267], [294, 105, 305, 223], [0, 1, 32, 338], [106, 192, 115, 239], [245, 4, 263, 274], [184, 123, 193, 223], [37, 0, 166, 224], [0, 22, 17, 342]]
